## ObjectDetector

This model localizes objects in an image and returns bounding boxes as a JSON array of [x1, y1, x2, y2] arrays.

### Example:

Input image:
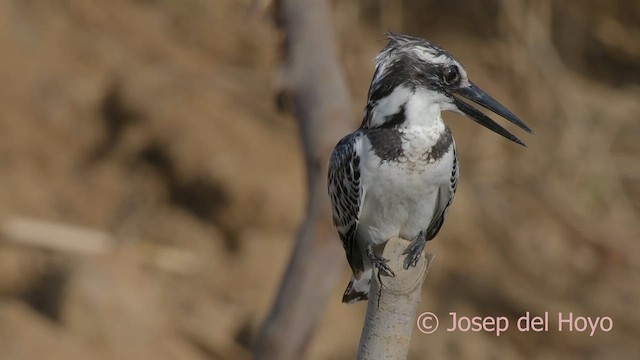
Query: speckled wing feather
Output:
[[328, 132, 365, 276], [426, 146, 459, 240]]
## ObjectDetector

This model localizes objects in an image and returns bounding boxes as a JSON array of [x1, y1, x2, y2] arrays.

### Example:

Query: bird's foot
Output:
[[366, 243, 395, 278], [371, 257, 395, 278], [402, 233, 426, 269]]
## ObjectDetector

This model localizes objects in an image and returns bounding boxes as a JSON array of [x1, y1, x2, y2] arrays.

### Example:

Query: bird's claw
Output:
[[402, 241, 425, 269], [372, 257, 395, 278]]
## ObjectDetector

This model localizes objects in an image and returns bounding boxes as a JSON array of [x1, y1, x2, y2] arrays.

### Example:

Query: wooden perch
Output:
[[356, 237, 435, 360]]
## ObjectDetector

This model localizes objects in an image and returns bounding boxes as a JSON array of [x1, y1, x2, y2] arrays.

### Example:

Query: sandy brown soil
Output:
[[0, 1, 639, 359]]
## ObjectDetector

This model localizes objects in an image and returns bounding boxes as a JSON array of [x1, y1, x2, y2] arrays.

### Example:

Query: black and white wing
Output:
[[328, 132, 365, 277], [426, 145, 459, 240]]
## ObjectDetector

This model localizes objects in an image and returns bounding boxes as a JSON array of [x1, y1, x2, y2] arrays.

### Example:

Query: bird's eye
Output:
[[443, 65, 460, 85]]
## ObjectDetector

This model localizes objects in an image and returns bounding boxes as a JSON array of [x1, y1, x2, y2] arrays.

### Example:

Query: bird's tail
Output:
[[341, 271, 372, 304]]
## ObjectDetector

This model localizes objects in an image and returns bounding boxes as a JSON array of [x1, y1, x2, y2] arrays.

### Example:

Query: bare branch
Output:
[[253, 0, 354, 359], [357, 237, 434, 360], [1, 216, 114, 255]]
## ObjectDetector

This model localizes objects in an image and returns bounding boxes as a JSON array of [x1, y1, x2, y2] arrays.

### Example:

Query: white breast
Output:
[[357, 125, 454, 246]]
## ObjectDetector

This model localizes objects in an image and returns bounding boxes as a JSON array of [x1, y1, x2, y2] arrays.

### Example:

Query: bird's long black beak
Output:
[[451, 82, 532, 146]]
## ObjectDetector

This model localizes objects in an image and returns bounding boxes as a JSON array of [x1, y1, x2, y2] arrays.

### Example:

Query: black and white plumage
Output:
[[328, 33, 531, 303]]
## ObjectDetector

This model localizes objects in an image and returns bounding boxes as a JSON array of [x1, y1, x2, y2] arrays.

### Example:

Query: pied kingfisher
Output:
[[328, 33, 532, 303]]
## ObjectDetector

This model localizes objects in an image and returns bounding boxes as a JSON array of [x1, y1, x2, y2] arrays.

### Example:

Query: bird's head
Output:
[[363, 33, 532, 146]]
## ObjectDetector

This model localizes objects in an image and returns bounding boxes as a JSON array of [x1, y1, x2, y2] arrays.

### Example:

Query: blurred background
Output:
[[0, 0, 639, 359]]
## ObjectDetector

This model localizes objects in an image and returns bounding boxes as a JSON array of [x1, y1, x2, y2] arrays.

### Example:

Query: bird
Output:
[[328, 33, 532, 303]]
